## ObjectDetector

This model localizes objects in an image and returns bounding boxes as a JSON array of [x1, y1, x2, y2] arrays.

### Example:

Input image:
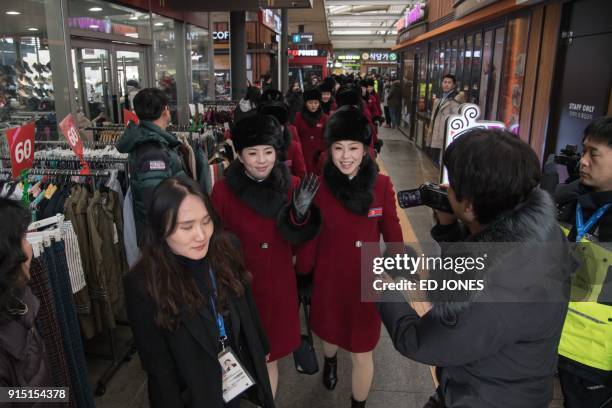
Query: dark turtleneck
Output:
[[175, 254, 211, 297], [302, 107, 323, 127]]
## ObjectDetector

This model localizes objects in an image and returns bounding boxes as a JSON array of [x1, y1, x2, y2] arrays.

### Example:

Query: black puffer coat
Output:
[[378, 189, 571, 408]]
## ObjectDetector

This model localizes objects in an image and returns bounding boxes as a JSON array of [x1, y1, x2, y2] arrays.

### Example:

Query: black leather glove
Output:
[[292, 173, 320, 223]]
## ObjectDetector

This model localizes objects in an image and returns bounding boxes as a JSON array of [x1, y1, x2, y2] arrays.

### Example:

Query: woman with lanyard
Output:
[[211, 114, 321, 398], [125, 176, 275, 408], [296, 106, 404, 408]]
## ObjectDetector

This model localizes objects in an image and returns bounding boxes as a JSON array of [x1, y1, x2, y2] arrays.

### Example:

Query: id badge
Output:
[[219, 347, 255, 403]]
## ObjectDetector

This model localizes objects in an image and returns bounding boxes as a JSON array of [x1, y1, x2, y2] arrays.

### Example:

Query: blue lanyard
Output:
[[208, 268, 228, 347], [575, 203, 611, 242]]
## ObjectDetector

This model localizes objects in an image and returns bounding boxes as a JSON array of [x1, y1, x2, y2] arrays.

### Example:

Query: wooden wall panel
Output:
[[519, 6, 544, 145], [528, 2, 562, 161], [428, 0, 455, 23]]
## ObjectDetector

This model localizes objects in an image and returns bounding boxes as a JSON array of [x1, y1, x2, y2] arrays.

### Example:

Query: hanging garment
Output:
[[87, 189, 128, 332], [123, 187, 141, 268], [59, 221, 87, 294], [42, 242, 95, 408], [29, 258, 74, 399]]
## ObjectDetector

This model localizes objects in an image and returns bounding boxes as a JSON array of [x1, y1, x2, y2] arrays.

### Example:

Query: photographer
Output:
[[377, 128, 570, 408], [555, 116, 612, 407]]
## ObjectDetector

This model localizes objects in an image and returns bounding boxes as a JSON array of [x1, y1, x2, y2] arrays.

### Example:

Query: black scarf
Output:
[[302, 107, 323, 128], [224, 160, 291, 218], [321, 97, 335, 114], [323, 154, 378, 215]]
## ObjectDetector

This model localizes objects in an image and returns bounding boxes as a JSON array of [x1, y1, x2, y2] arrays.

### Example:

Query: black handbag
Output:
[[292, 300, 319, 375]]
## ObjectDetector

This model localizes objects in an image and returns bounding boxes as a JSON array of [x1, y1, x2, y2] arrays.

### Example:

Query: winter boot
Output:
[[323, 354, 338, 390]]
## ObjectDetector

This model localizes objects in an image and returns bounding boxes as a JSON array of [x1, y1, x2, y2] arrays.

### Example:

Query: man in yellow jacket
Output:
[[555, 116, 612, 407]]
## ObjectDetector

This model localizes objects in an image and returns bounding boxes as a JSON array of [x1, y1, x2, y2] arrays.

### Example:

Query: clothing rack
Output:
[[0, 168, 113, 177], [84, 125, 125, 131], [36, 140, 116, 149]]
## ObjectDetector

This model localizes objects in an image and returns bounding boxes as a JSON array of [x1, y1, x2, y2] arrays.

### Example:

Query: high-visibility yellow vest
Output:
[[558, 224, 612, 372]]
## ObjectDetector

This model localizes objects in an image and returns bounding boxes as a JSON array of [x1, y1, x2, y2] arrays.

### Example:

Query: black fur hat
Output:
[[259, 101, 288, 125], [319, 77, 335, 93], [324, 105, 371, 146], [232, 114, 284, 152], [303, 88, 322, 102], [260, 89, 285, 104], [336, 85, 362, 107]]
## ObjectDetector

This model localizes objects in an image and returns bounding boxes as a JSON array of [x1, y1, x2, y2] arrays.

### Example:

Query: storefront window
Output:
[[456, 36, 465, 92], [68, 0, 151, 40], [479, 30, 494, 114], [152, 14, 177, 122], [498, 16, 529, 135], [488, 27, 505, 120], [469, 32, 482, 104], [0, 0, 58, 140], [450, 39, 458, 76], [444, 41, 451, 77], [462, 34, 473, 96], [187, 24, 211, 103]]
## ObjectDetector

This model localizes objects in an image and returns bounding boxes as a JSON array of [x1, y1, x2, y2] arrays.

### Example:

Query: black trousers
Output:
[[559, 368, 612, 408], [383, 105, 391, 125]]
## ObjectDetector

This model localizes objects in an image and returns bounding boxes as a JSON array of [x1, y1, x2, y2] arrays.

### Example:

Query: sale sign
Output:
[[5, 123, 35, 178], [59, 113, 90, 175], [123, 108, 139, 125]]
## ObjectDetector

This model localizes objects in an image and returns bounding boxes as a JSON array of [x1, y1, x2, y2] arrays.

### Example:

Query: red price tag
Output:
[[5, 123, 35, 178], [123, 108, 139, 125], [59, 113, 84, 157]]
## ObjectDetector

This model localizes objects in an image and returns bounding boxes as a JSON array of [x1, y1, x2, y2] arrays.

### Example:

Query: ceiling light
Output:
[[129, 15, 138, 20], [89, 7, 103, 12], [89, 25, 99, 29], [154, 22, 164, 26], [6, 11, 21, 15], [27, 28, 39, 31]]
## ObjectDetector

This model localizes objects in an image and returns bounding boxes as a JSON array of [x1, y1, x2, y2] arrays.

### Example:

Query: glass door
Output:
[[71, 40, 149, 124]]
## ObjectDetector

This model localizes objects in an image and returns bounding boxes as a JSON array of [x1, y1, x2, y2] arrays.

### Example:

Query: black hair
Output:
[[245, 86, 261, 105], [0, 198, 31, 320], [133, 88, 169, 121], [582, 116, 612, 146], [136, 176, 251, 331], [443, 74, 456, 84], [443, 128, 541, 224]]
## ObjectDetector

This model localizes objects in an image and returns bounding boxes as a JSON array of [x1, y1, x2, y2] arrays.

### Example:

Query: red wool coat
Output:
[[286, 125, 306, 178], [367, 92, 383, 119], [211, 176, 303, 361], [292, 111, 328, 174], [296, 170, 403, 352]]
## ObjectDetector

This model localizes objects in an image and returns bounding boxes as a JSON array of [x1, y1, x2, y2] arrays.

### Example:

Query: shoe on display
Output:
[[18, 88, 29, 98], [26, 77, 35, 86], [46, 62, 51, 72], [23, 61, 33, 74]]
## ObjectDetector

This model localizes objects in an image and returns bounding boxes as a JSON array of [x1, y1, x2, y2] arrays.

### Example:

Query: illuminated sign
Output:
[[213, 31, 230, 40], [291, 33, 314, 44], [288, 49, 327, 57], [362, 52, 397, 62], [337, 54, 361, 61], [396, 4, 426, 31]]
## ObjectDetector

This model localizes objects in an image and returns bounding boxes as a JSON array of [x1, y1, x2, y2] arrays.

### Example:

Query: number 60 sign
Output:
[[5, 123, 35, 178]]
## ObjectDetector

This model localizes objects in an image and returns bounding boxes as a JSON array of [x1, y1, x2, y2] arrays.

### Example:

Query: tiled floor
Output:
[[87, 126, 563, 407]]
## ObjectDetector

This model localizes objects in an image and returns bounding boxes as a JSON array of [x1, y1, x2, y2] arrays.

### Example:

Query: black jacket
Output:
[[125, 266, 274, 408], [378, 189, 571, 408]]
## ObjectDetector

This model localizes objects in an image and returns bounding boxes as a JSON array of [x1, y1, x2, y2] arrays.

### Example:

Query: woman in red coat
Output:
[[320, 79, 338, 115], [211, 115, 321, 397], [258, 89, 307, 179], [296, 106, 404, 408], [292, 88, 328, 174], [364, 79, 383, 124]]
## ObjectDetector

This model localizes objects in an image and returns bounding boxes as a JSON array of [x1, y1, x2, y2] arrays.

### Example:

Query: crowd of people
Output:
[[0, 69, 610, 408]]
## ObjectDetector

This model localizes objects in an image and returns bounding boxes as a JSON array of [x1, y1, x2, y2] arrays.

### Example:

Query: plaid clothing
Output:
[[30, 258, 74, 406], [44, 244, 95, 408]]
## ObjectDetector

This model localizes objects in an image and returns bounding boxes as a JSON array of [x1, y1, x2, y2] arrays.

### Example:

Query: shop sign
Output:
[[362, 52, 397, 62], [59, 114, 90, 175], [291, 33, 314, 44], [213, 31, 230, 41], [68, 17, 112, 34], [288, 49, 326, 57], [259, 9, 281, 34], [396, 3, 426, 31], [5, 123, 35, 178], [337, 54, 361, 61]]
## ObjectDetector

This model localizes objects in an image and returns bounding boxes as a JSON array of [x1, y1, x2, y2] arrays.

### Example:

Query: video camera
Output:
[[397, 182, 453, 213], [554, 144, 581, 182]]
